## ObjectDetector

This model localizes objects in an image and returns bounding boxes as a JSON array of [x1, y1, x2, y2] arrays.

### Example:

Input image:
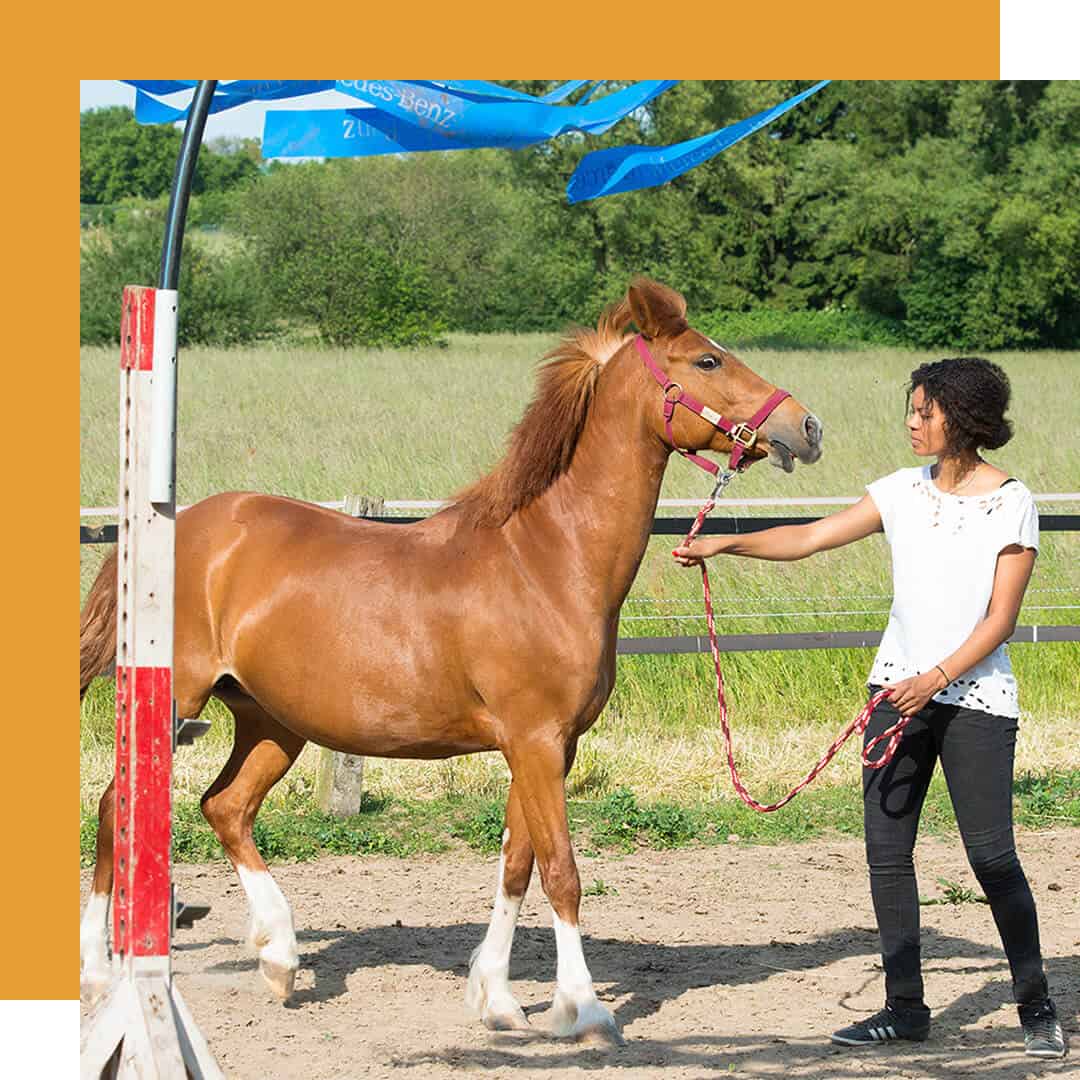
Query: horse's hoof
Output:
[[551, 990, 624, 1047], [483, 1001, 530, 1032], [465, 963, 529, 1032], [574, 1017, 625, 1048], [259, 958, 296, 1001]]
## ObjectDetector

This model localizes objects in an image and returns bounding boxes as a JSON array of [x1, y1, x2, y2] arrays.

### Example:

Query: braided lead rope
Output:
[[683, 496, 909, 813]]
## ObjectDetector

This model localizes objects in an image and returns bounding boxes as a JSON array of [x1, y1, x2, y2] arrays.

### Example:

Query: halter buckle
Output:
[[663, 382, 684, 403], [729, 423, 758, 449]]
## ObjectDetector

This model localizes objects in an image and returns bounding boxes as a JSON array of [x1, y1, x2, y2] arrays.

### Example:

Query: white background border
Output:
[[1, 1001, 79, 1075], [1001, 1, 1080, 77]]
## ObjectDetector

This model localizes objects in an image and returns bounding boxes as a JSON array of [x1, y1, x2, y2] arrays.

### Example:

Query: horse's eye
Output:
[[695, 355, 721, 371]]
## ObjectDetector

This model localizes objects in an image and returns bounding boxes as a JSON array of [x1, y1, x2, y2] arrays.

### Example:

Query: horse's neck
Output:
[[522, 360, 671, 615]]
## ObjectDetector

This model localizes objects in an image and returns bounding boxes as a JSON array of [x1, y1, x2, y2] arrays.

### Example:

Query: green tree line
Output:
[[80, 82, 1080, 349], [81, 106, 261, 206]]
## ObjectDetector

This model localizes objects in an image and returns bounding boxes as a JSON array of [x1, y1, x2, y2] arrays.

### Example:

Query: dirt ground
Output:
[[81, 830, 1079, 1079]]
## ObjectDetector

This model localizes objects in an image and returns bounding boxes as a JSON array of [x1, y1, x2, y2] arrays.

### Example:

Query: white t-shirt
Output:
[[865, 465, 1039, 718]]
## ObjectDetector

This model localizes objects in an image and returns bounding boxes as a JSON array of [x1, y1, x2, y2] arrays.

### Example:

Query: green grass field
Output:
[[79, 336, 1080, 854]]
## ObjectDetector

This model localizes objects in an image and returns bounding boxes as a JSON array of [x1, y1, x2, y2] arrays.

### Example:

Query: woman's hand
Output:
[[672, 537, 726, 566], [885, 670, 948, 718]]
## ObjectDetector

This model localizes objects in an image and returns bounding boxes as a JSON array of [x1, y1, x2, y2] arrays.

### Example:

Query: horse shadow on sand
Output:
[[195, 919, 1077, 1077]]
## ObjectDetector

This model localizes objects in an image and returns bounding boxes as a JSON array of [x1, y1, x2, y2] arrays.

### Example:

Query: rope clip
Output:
[[711, 469, 736, 500]]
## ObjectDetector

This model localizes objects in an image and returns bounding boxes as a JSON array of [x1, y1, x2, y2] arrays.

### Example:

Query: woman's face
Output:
[[906, 385, 949, 457]]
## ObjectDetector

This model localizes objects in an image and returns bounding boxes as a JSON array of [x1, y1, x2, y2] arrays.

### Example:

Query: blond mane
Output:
[[449, 300, 633, 528]]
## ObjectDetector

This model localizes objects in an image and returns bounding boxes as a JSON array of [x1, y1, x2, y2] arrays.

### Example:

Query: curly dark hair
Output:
[[907, 357, 1014, 455]]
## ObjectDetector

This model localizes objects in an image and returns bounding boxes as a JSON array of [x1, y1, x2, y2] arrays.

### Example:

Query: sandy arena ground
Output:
[[82, 830, 1079, 1079]]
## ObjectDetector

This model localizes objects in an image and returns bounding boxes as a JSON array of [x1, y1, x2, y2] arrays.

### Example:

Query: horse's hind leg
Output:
[[200, 694, 306, 1001], [79, 779, 115, 1004], [465, 780, 534, 1030]]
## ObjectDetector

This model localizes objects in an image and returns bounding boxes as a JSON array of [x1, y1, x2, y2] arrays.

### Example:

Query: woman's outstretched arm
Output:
[[672, 493, 883, 566]]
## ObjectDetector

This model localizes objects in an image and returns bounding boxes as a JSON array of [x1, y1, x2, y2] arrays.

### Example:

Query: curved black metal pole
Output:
[[158, 79, 217, 290]]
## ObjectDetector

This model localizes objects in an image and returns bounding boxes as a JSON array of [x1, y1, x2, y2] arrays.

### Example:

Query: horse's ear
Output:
[[627, 278, 688, 338]]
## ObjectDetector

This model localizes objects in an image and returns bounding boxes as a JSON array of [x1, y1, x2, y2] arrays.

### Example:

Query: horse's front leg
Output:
[[507, 735, 623, 1046], [465, 780, 533, 1030]]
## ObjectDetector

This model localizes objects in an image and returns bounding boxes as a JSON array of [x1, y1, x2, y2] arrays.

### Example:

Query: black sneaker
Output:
[[832, 1003, 931, 1046], [1019, 999, 1067, 1059]]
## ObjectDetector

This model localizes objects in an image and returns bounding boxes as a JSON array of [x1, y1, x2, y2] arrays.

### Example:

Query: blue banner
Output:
[[123, 80, 197, 96], [127, 80, 335, 125], [566, 81, 831, 203], [127, 80, 588, 127], [218, 80, 334, 101], [408, 80, 592, 104], [264, 107, 586, 158], [134, 90, 186, 124], [334, 79, 674, 148], [262, 109, 444, 158], [123, 79, 829, 202], [133, 89, 241, 124]]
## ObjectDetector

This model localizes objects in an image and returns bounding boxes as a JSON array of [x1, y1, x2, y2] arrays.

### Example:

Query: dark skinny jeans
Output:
[[862, 690, 1049, 1009]]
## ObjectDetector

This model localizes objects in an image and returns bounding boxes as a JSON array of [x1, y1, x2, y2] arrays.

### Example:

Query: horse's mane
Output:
[[448, 300, 634, 529]]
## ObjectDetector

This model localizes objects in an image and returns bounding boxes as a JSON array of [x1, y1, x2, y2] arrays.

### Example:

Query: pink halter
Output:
[[635, 334, 790, 478]]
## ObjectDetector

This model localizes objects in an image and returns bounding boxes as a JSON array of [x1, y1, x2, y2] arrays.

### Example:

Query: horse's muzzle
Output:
[[764, 411, 823, 472]]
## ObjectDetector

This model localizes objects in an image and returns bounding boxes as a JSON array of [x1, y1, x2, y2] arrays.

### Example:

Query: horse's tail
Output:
[[80, 549, 118, 700]]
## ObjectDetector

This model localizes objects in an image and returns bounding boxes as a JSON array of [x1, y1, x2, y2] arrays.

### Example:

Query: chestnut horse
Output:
[[80, 278, 822, 1044]]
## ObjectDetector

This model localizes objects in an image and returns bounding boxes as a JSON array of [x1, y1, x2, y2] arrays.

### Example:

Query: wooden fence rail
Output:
[[81, 498, 1080, 817]]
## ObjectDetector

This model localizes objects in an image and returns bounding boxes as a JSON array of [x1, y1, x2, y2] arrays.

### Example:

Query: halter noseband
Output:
[[635, 334, 791, 482]]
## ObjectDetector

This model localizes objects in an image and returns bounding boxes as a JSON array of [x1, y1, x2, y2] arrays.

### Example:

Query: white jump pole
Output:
[[81, 82, 222, 1080]]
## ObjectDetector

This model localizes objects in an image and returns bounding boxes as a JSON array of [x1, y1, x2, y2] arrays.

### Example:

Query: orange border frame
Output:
[[6, 2, 1001, 1003]]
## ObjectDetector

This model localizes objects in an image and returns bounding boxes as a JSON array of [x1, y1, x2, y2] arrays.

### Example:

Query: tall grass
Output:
[[79, 338, 1080, 816]]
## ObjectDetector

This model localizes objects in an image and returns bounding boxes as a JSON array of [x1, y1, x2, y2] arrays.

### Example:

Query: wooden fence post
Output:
[[313, 494, 382, 817], [315, 750, 365, 817], [343, 493, 385, 519]]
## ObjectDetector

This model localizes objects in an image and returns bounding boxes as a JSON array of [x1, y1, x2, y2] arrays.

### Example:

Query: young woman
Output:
[[673, 357, 1065, 1059]]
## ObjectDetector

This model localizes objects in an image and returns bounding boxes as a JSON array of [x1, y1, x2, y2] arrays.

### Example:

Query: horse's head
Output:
[[627, 278, 822, 474]]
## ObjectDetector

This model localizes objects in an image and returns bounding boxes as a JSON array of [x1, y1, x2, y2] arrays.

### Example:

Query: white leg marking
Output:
[[550, 910, 622, 1044], [237, 865, 298, 998], [80, 891, 111, 1003], [466, 829, 529, 1030]]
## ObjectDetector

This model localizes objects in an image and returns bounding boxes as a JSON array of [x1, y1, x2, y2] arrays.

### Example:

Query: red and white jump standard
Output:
[[79, 286, 222, 1080]]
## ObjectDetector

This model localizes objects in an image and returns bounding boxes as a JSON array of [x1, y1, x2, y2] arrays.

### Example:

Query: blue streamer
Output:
[[134, 90, 186, 124], [124, 77, 827, 202], [566, 81, 830, 203], [408, 80, 591, 105], [128, 80, 335, 125], [133, 87, 270, 125], [334, 79, 674, 148], [215, 80, 334, 102], [127, 79, 585, 128], [122, 79, 196, 96]]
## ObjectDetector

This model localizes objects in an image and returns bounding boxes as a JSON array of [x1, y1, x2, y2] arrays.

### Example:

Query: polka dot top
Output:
[[864, 465, 1039, 719]]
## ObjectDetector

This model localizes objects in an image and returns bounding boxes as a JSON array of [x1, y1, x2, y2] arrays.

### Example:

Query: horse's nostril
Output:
[[804, 413, 823, 445]]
